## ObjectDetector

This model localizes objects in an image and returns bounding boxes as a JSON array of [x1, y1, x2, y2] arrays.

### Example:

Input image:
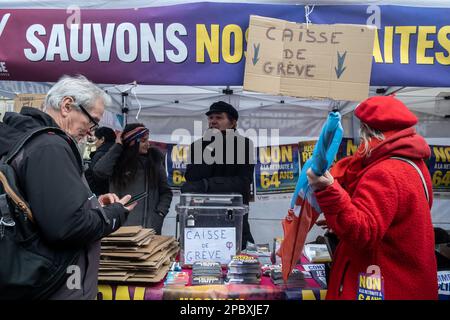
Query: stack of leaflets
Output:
[[303, 244, 332, 263], [242, 243, 272, 265], [99, 226, 179, 283], [261, 264, 279, 276], [191, 261, 223, 285], [261, 264, 310, 277], [164, 271, 190, 286], [225, 254, 261, 285], [270, 266, 310, 288]]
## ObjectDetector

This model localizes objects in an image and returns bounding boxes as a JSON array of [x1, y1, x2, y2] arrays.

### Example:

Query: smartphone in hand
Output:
[[124, 191, 148, 207]]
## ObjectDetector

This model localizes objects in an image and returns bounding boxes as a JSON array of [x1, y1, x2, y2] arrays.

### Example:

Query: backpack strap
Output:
[[5, 127, 81, 168], [1, 127, 81, 223], [390, 156, 430, 204], [0, 168, 33, 222]]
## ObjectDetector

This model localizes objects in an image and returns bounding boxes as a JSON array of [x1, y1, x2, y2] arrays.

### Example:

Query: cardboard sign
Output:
[[244, 15, 375, 102], [13, 93, 46, 112], [184, 227, 236, 265]]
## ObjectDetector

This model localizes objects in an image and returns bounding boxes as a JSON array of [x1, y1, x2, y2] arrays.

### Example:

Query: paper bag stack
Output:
[[99, 226, 179, 283]]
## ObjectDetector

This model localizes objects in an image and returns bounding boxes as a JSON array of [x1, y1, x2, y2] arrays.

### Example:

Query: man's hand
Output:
[[98, 193, 120, 206], [118, 194, 138, 212], [98, 193, 137, 212], [306, 168, 334, 192]]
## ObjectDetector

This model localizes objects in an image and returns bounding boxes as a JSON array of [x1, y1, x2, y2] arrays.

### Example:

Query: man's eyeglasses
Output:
[[77, 104, 99, 131]]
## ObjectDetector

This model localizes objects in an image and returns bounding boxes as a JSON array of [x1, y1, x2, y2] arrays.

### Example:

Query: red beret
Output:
[[355, 96, 418, 131]]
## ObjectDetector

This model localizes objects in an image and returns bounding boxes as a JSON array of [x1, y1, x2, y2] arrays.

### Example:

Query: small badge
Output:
[[357, 265, 384, 300]]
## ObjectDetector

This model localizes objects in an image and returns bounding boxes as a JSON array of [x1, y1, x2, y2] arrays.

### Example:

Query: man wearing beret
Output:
[[181, 101, 255, 249], [306, 95, 438, 300]]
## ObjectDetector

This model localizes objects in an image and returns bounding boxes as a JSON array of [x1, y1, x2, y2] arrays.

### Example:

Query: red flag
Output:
[[277, 200, 320, 282]]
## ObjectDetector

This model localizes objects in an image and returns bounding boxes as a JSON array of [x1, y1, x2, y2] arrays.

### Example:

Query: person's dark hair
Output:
[[94, 127, 116, 143], [112, 123, 159, 188], [225, 113, 236, 124]]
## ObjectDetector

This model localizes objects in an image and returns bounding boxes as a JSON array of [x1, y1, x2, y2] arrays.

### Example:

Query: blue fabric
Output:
[[290, 112, 343, 211]]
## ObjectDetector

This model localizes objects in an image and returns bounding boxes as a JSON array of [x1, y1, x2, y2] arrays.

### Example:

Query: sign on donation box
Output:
[[184, 227, 236, 265], [176, 194, 246, 267]]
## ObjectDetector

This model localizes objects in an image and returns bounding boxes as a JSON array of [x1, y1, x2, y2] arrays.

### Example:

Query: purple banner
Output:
[[0, 3, 450, 86], [0, 3, 305, 85]]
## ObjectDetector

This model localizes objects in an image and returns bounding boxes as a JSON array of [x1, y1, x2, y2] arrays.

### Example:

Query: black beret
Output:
[[206, 101, 239, 120]]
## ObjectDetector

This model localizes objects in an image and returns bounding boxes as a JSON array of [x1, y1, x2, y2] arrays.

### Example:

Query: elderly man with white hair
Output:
[[0, 75, 135, 299]]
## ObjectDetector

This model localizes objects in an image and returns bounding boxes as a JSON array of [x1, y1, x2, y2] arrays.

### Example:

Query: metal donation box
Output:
[[176, 193, 247, 267]]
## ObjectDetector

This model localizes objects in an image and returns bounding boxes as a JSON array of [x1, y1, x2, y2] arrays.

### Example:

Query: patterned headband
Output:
[[123, 127, 149, 146]]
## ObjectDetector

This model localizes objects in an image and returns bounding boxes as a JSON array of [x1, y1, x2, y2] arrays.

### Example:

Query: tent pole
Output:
[[385, 86, 406, 96], [121, 92, 129, 126], [222, 86, 233, 104]]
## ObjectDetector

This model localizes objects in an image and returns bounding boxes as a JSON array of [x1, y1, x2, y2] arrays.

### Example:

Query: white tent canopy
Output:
[[2, 80, 449, 146], [101, 83, 450, 144]]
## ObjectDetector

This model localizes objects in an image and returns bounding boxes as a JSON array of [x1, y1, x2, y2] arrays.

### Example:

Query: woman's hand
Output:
[[306, 168, 334, 191]]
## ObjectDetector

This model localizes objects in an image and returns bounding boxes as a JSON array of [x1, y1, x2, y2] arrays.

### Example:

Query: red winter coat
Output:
[[316, 128, 438, 300]]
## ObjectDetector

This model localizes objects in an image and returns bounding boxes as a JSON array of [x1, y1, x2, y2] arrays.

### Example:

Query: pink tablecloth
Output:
[[98, 260, 326, 300]]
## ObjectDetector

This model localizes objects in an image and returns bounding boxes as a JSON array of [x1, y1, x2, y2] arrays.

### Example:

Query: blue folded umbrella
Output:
[[290, 111, 343, 211]]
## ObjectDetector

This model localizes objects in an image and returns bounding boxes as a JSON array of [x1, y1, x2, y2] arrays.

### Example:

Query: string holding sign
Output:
[[305, 5, 315, 28]]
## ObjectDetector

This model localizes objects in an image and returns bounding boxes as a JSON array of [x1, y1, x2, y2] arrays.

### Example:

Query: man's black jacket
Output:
[[182, 130, 255, 204], [0, 107, 129, 299], [1, 107, 127, 246], [181, 130, 256, 248], [85, 141, 115, 196]]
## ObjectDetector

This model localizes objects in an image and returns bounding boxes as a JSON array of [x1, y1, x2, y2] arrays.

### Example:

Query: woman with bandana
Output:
[[93, 123, 172, 234]]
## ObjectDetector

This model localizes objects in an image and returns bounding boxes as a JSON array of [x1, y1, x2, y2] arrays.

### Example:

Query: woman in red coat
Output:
[[307, 96, 438, 300]]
